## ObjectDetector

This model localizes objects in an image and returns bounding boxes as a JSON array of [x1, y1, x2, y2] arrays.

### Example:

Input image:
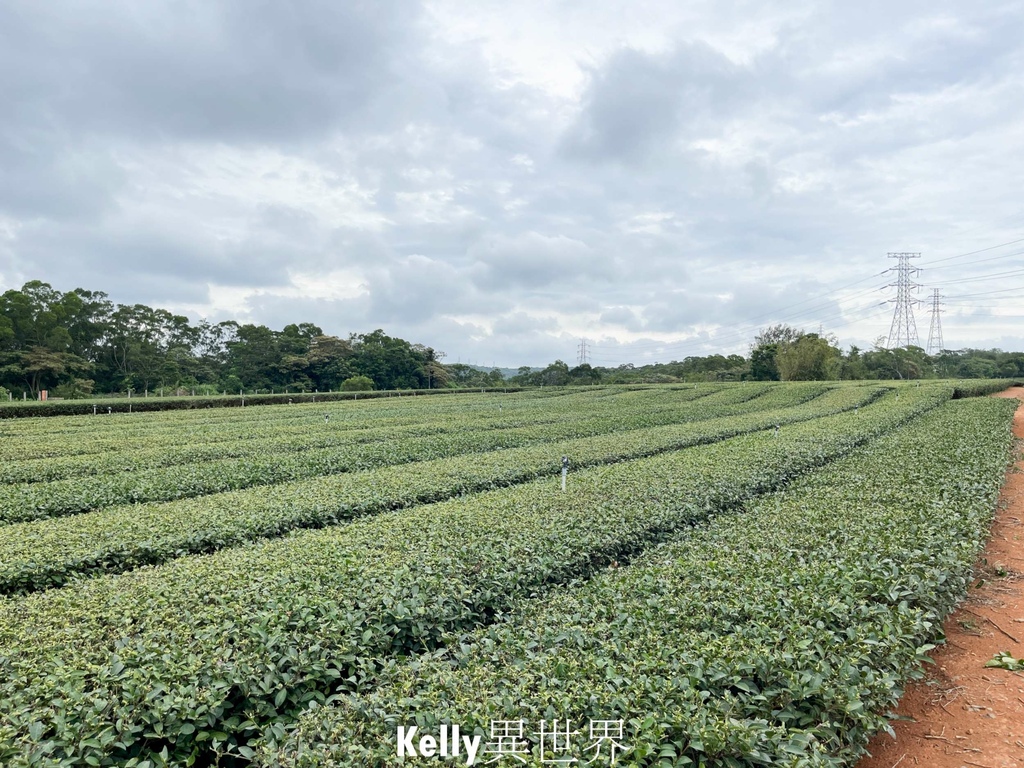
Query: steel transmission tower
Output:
[[926, 288, 944, 355], [885, 252, 922, 348], [576, 338, 590, 366]]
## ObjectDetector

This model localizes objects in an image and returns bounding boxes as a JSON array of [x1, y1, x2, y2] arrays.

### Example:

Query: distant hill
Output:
[[465, 365, 538, 379]]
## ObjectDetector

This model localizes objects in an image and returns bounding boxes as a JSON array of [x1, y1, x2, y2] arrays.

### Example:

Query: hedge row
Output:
[[0, 385, 874, 593], [0, 387, 526, 419], [0, 381, 677, 438], [0, 384, 812, 522], [0, 386, 735, 486], [270, 396, 1017, 767], [0, 385, 948, 766], [0, 386, 675, 462], [950, 378, 1021, 398], [0, 379, 1009, 421]]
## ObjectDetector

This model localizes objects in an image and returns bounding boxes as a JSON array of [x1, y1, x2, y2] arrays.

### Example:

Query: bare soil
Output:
[[856, 387, 1024, 768]]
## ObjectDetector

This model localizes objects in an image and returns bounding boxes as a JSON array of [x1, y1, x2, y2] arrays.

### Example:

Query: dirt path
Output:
[[856, 387, 1024, 768]]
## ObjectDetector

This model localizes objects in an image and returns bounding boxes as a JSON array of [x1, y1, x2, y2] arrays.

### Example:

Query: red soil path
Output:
[[856, 387, 1024, 768]]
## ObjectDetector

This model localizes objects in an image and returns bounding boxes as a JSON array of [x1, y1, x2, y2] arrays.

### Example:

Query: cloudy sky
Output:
[[2, 0, 1023, 366]]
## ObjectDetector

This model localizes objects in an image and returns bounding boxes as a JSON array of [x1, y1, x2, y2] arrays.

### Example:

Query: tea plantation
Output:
[[0, 382, 1017, 767]]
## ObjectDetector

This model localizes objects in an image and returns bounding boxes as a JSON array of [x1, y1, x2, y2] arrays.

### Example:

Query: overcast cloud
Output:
[[2, 0, 1023, 366]]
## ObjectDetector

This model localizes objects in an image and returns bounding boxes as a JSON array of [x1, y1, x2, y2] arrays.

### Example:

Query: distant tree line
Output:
[[2, 282, 1021, 399], [569, 324, 1024, 384], [0, 281, 448, 398]]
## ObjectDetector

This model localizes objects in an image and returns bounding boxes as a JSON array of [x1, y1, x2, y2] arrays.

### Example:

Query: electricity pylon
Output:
[[885, 252, 922, 348], [926, 288, 944, 355]]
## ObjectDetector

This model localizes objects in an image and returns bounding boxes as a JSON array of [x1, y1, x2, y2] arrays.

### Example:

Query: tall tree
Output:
[[776, 334, 840, 381], [0, 346, 90, 395], [0, 282, 92, 395], [749, 324, 804, 381], [749, 344, 780, 380], [349, 330, 429, 390], [224, 324, 282, 390], [304, 335, 354, 391]]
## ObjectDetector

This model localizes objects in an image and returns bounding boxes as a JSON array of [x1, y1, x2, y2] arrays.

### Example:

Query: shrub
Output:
[[52, 378, 95, 400], [340, 375, 374, 392]]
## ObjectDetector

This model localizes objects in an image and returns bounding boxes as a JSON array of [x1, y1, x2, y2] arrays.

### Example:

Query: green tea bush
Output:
[[0, 388, 944, 766], [270, 397, 1016, 767]]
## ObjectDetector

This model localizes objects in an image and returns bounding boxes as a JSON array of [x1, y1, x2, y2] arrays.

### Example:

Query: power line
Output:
[[714, 272, 887, 329], [921, 212, 1024, 243], [919, 237, 1024, 267], [945, 284, 1024, 299], [596, 276, 888, 353], [924, 247, 1024, 272], [585, 302, 887, 362], [578, 235, 1024, 366], [941, 314, 1024, 319], [928, 267, 1024, 286], [589, 280, 889, 356], [586, 297, 891, 362], [945, 298, 1024, 307]]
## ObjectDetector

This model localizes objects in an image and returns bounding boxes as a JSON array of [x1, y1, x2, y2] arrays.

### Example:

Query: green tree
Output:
[[749, 343, 780, 381], [415, 345, 448, 389], [0, 346, 91, 396], [776, 334, 840, 381], [0, 282, 95, 395], [569, 363, 601, 384], [510, 366, 537, 385], [53, 377, 95, 399], [59, 288, 112, 365], [754, 324, 803, 346], [863, 342, 928, 380], [956, 356, 997, 379], [99, 304, 194, 392], [538, 360, 571, 386], [305, 335, 354, 391], [997, 355, 1024, 377], [350, 330, 428, 390], [224, 324, 281, 390], [837, 345, 868, 380], [749, 325, 802, 382], [483, 369, 505, 386], [447, 364, 483, 386]]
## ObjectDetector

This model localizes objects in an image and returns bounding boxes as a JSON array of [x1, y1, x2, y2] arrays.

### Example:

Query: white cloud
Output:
[[1, 0, 1023, 365]]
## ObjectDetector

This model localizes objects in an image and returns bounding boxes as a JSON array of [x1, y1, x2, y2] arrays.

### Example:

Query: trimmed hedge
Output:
[[0, 386, 524, 419], [0, 385, 729, 485], [0, 386, 947, 766], [0, 385, 875, 593], [0, 384, 812, 523], [950, 378, 1021, 398], [269, 396, 1017, 767], [0, 385, 709, 463]]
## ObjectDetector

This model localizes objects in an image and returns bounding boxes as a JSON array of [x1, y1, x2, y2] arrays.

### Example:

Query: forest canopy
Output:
[[0, 281, 446, 397]]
